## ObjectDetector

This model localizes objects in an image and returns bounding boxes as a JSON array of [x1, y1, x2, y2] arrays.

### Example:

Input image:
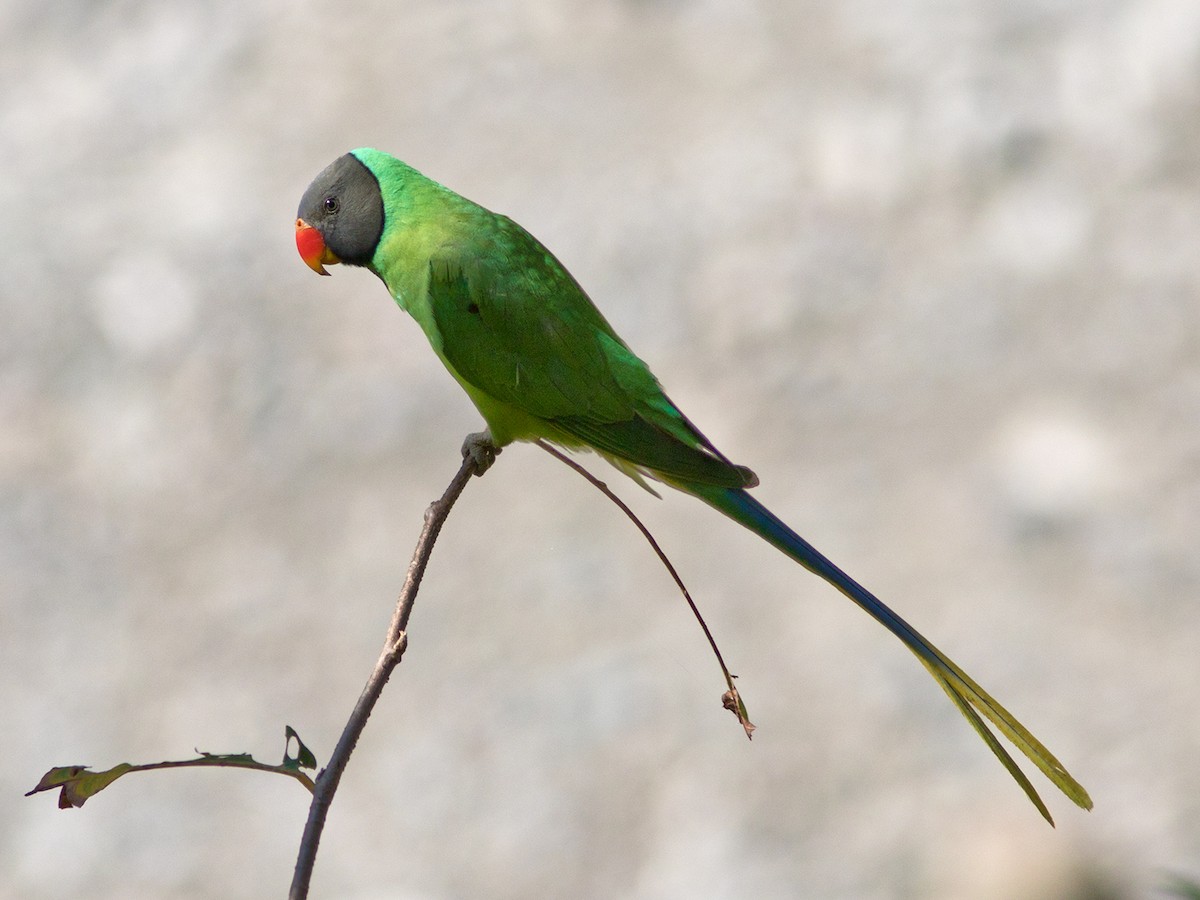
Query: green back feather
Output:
[[357, 149, 754, 487]]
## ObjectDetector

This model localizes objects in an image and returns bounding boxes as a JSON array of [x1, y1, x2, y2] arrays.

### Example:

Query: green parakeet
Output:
[[295, 148, 1092, 823]]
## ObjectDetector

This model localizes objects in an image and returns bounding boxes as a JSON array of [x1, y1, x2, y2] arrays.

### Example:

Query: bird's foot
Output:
[[461, 430, 501, 475]]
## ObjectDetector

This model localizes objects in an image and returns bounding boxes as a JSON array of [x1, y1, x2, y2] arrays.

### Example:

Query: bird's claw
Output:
[[461, 431, 501, 475]]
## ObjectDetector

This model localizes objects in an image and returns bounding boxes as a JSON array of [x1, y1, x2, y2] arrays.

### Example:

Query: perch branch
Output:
[[289, 452, 480, 899]]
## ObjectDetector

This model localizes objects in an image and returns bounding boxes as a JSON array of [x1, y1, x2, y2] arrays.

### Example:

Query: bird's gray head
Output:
[[295, 152, 384, 275]]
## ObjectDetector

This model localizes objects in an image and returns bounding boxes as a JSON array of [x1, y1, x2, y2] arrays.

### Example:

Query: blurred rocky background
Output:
[[3, 0, 1198, 897]]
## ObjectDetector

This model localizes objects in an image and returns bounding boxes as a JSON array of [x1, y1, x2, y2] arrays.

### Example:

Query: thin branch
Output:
[[535, 441, 753, 737], [291, 437, 753, 897], [26, 746, 316, 810], [289, 453, 481, 900]]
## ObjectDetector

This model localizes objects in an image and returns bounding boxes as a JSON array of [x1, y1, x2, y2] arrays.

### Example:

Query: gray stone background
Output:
[[4, 1, 1198, 897]]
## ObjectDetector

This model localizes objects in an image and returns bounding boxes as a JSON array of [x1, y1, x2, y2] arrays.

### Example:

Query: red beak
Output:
[[295, 219, 340, 275]]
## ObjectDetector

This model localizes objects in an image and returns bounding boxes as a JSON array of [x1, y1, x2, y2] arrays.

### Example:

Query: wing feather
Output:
[[425, 231, 755, 489]]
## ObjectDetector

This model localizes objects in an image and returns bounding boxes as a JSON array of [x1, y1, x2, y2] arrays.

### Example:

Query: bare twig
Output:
[[289, 453, 480, 900], [290, 437, 755, 897], [535, 441, 754, 737]]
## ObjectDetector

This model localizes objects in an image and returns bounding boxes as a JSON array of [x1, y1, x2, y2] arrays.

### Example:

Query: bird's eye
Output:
[[323, 196, 339, 214]]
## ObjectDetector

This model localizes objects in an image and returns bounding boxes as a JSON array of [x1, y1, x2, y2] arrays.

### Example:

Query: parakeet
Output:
[[295, 148, 1092, 823]]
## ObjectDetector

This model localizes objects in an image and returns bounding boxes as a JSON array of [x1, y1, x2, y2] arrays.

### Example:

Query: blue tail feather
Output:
[[692, 485, 1092, 823]]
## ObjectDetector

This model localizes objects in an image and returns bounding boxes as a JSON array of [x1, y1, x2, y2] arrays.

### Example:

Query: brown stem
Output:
[[289, 453, 479, 900], [534, 441, 753, 737]]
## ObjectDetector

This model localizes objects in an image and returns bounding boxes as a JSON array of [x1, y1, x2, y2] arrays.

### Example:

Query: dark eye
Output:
[[323, 196, 339, 214]]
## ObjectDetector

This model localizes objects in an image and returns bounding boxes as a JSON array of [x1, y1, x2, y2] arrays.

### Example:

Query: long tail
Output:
[[693, 484, 1093, 824]]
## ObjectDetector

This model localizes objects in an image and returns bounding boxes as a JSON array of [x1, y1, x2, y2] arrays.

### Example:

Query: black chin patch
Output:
[[297, 153, 384, 267]]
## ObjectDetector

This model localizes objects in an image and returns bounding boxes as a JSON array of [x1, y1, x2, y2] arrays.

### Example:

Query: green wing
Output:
[[425, 226, 755, 489]]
